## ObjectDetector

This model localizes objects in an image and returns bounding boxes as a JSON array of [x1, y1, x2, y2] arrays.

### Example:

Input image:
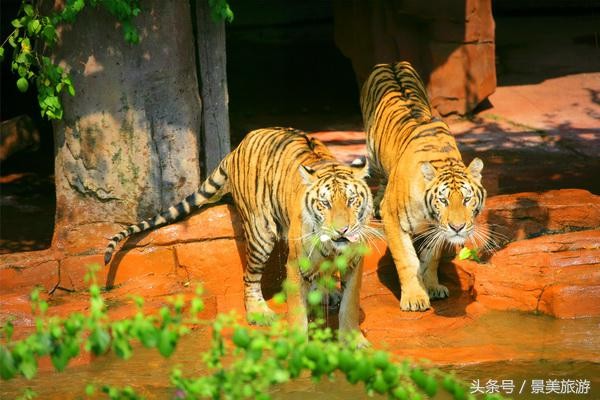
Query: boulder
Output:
[[477, 189, 600, 244], [333, 0, 496, 116], [449, 230, 600, 318]]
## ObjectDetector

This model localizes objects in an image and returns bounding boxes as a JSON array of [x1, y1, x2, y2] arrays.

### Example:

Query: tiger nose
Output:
[[336, 226, 349, 235], [449, 223, 465, 233]]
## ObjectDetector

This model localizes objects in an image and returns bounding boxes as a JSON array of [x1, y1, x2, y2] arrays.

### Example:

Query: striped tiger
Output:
[[104, 127, 374, 340], [360, 61, 487, 311]]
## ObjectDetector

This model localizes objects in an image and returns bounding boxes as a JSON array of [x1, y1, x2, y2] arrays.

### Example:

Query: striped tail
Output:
[[103, 160, 229, 265]]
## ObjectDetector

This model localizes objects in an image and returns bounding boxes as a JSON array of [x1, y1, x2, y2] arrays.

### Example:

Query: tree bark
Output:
[[194, 0, 231, 176], [51, 1, 202, 252]]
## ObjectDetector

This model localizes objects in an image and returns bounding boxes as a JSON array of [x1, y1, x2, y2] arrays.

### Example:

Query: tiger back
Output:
[[104, 127, 374, 342], [360, 62, 486, 312]]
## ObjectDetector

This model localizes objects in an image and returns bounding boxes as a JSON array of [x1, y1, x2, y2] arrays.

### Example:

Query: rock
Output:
[[333, 0, 495, 116], [0, 250, 59, 295], [0, 115, 40, 161], [477, 189, 600, 244], [1, 189, 598, 370], [51, 0, 202, 253], [452, 230, 600, 318]]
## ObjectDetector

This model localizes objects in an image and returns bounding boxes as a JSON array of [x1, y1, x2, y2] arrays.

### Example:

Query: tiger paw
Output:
[[427, 284, 449, 300], [354, 334, 371, 349], [246, 304, 277, 326], [400, 286, 431, 311], [339, 330, 370, 349]]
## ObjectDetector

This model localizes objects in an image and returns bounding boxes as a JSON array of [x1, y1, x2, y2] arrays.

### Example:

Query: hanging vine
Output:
[[0, 0, 233, 121]]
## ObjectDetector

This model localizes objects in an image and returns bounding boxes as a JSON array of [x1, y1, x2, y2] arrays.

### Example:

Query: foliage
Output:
[[1, 0, 141, 120], [1, 257, 503, 400], [458, 246, 481, 263], [1, 0, 233, 121], [208, 0, 234, 23]]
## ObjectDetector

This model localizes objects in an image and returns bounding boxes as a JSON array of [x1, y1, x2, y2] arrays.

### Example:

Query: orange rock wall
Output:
[[333, 0, 496, 116], [1, 190, 599, 332]]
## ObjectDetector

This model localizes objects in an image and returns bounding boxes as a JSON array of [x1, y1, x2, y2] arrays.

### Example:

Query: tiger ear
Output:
[[350, 157, 369, 179], [420, 161, 437, 182], [467, 157, 484, 183], [298, 165, 316, 185]]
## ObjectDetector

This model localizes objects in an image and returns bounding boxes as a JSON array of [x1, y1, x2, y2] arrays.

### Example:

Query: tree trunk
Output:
[[194, 0, 231, 176], [51, 0, 202, 253]]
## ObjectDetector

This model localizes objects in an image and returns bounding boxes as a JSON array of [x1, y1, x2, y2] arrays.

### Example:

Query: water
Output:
[[1, 312, 598, 399]]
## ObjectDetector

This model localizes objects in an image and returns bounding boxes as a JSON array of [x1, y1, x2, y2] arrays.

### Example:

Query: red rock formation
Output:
[[333, 0, 496, 116], [1, 189, 598, 364]]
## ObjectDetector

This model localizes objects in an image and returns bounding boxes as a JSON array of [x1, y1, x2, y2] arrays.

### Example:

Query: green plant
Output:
[[208, 0, 234, 23], [1, 258, 503, 400], [458, 246, 481, 263], [1, 0, 142, 120], [1, 0, 233, 121]]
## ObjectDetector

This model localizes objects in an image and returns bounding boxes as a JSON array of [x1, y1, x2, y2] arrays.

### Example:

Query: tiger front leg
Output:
[[243, 235, 277, 326], [373, 176, 387, 219], [419, 246, 449, 300], [339, 259, 369, 348], [285, 255, 310, 335], [382, 208, 430, 311]]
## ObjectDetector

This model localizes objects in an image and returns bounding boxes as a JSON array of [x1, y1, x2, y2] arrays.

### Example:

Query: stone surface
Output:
[[0, 250, 59, 294], [450, 230, 600, 318], [1, 191, 598, 368], [333, 0, 495, 116], [476, 189, 600, 244], [0, 115, 40, 161], [52, 0, 202, 251]]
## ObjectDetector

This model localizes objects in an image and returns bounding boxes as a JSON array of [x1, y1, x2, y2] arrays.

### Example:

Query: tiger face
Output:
[[421, 158, 486, 245], [299, 160, 374, 251]]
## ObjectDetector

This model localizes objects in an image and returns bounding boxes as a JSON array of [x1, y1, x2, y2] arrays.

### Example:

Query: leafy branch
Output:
[[0, 255, 504, 400], [1, 0, 234, 122], [0, 0, 142, 120]]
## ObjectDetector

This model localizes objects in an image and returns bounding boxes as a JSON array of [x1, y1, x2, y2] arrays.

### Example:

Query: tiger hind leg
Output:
[[243, 227, 277, 326]]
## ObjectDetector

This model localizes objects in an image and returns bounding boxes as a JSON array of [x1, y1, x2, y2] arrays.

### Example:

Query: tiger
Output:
[[104, 127, 374, 342], [360, 61, 486, 312]]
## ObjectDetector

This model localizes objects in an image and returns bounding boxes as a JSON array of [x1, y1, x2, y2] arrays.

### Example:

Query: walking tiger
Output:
[[104, 127, 374, 342], [360, 61, 487, 311]]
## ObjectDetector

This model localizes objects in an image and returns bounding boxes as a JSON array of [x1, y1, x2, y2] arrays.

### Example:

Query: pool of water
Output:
[[1, 311, 598, 399]]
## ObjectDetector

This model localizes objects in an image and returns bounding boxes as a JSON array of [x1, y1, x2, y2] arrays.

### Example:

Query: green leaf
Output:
[[391, 386, 409, 400], [307, 290, 322, 306], [50, 347, 69, 372], [273, 292, 286, 305], [113, 337, 132, 359], [18, 355, 37, 379], [8, 32, 18, 48], [334, 255, 348, 273], [42, 25, 57, 44], [0, 346, 16, 380], [232, 327, 250, 349], [85, 384, 96, 396], [157, 328, 176, 357], [73, 0, 85, 13], [298, 257, 311, 272], [16, 77, 29, 92], [27, 19, 41, 35], [88, 326, 110, 355], [3, 320, 14, 341], [24, 4, 34, 17], [372, 351, 389, 369], [0, 47, 5, 62], [458, 247, 480, 262]]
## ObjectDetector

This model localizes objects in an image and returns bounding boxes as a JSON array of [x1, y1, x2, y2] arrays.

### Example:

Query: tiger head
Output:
[[420, 158, 486, 245], [299, 159, 374, 251]]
